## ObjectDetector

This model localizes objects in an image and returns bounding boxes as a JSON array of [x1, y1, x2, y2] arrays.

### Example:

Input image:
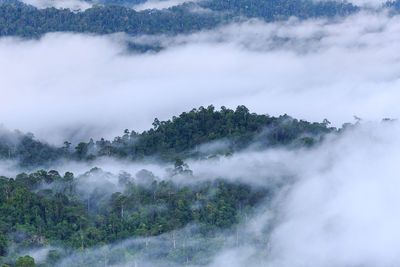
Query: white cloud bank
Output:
[[198, 121, 400, 267], [21, 120, 400, 267], [17, 0, 200, 11], [316, 0, 387, 7], [264, 122, 400, 267], [20, 0, 93, 10], [1, 12, 400, 146], [132, 0, 201, 11], [1, 8, 400, 267], [15, 0, 389, 12]]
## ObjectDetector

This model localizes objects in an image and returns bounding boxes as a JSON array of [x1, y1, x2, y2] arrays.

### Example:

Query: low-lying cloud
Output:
[[6, 120, 399, 267], [2, 12, 400, 144], [132, 0, 201, 11], [16, 0, 201, 11], [317, 0, 387, 7], [14, 0, 389, 12], [264, 122, 400, 267], [20, 0, 93, 10], [2, 12, 400, 145], [2, 3, 400, 267], [202, 121, 400, 267]]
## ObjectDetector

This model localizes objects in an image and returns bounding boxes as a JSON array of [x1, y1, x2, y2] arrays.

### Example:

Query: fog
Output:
[[3, 6, 400, 267], [264, 122, 400, 266], [1, 11, 400, 144], [17, 0, 201, 11], [16, 0, 200, 10], [318, 0, 387, 7], [14, 0, 389, 11], [132, 0, 202, 11], [6, 120, 399, 267], [203, 120, 400, 267], [20, 0, 93, 10]]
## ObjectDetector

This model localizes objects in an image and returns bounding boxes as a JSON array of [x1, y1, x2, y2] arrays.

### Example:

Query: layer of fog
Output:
[[318, 0, 387, 7], [16, 0, 201, 11], [91, 121, 400, 266], [132, 0, 201, 11], [14, 0, 388, 12], [2, 6, 400, 267], [0, 11, 400, 146], [2, 11, 400, 144], [8, 120, 399, 266], [20, 0, 92, 10], [208, 120, 400, 267]]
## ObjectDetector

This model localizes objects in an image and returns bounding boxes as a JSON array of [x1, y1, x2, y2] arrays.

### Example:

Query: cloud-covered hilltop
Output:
[[2, 11, 400, 143]]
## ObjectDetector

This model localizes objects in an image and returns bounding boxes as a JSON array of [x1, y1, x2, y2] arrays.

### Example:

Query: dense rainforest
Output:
[[0, 0, 388, 261], [0, 0, 398, 264], [0, 105, 345, 266], [0, 0, 360, 37], [0, 167, 271, 266], [0, 105, 336, 168]]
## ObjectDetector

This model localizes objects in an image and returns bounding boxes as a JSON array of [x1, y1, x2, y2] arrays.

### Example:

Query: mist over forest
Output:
[[1, 0, 400, 266]]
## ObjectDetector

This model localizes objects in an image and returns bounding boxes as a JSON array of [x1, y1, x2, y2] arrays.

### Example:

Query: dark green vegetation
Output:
[[0, 105, 336, 168], [0, 105, 340, 266], [0, 129, 64, 168], [385, 0, 400, 11], [0, 0, 359, 38], [0, 167, 269, 266]]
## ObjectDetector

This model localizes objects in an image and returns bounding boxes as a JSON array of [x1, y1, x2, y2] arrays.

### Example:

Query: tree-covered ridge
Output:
[[0, 129, 64, 168], [0, 167, 269, 266], [112, 105, 335, 160], [0, 106, 336, 167], [200, 0, 358, 20], [0, 0, 359, 37], [384, 0, 400, 10]]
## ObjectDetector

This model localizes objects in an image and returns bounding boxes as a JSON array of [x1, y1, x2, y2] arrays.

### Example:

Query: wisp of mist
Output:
[[2, 5, 400, 267], [1, 11, 400, 144]]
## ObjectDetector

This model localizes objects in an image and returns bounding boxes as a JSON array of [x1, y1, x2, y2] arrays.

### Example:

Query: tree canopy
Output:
[[0, 0, 359, 38], [0, 105, 337, 167]]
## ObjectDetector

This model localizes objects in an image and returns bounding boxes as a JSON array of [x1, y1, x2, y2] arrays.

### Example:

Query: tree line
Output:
[[0, 0, 359, 38], [0, 105, 337, 168], [0, 166, 269, 266]]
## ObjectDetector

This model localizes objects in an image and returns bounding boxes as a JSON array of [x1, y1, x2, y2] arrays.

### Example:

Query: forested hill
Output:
[[0, 105, 337, 168], [0, 0, 359, 37], [0, 105, 337, 266]]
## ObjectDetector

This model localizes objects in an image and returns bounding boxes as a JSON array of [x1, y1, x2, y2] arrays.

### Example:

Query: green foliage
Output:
[[0, 232, 7, 256], [0, 106, 336, 168], [0, 172, 87, 249], [0, 0, 359, 38], [385, 0, 400, 11], [78, 105, 336, 161], [15, 255, 35, 267], [0, 106, 336, 169], [0, 106, 341, 265], [0, 106, 358, 266], [0, 130, 63, 168], [200, 0, 358, 20], [45, 249, 62, 265], [0, 168, 268, 254]]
